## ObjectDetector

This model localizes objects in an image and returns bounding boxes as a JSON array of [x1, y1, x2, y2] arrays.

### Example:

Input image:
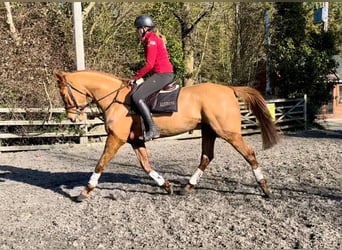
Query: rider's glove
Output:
[[128, 79, 136, 86]]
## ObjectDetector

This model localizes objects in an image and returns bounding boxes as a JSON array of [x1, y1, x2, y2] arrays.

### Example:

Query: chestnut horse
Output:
[[54, 70, 280, 202]]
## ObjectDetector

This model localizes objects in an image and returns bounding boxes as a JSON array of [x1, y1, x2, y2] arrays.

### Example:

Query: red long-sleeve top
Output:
[[134, 31, 173, 80]]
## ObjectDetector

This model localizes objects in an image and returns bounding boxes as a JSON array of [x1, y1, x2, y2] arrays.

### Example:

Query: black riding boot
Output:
[[136, 99, 160, 141]]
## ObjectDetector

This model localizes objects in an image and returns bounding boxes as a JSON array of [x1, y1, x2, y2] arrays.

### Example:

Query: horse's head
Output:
[[54, 71, 88, 122]]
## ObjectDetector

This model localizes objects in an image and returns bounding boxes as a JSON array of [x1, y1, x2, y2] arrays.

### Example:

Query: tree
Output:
[[328, 2, 342, 53], [231, 2, 269, 86], [2, 2, 342, 109], [172, 2, 214, 86], [270, 2, 338, 121], [4, 2, 20, 45]]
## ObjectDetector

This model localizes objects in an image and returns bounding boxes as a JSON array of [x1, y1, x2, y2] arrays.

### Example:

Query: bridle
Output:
[[65, 83, 89, 115], [64, 81, 130, 116]]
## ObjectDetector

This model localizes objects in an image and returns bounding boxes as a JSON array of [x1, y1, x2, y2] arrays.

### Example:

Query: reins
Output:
[[98, 83, 131, 112]]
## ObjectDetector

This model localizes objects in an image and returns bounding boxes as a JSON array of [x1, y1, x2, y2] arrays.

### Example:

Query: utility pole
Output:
[[72, 2, 85, 70], [323, 2, 329, 32], [264, 9, 271, 96], [72, 2, 87, 144]]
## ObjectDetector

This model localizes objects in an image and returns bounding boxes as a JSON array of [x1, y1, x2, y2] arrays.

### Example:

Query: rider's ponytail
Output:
[[154, 28, 167, 45]]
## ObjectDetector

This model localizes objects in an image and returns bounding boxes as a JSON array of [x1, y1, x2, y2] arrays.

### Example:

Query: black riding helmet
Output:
[[134, 14, 155, 28]]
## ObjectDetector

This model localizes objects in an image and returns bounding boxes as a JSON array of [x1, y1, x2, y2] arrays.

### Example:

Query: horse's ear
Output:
[[54, 71, 66, 86]]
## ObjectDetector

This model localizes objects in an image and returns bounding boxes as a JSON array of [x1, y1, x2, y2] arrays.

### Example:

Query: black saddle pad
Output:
[[146, 86, 180, 113]]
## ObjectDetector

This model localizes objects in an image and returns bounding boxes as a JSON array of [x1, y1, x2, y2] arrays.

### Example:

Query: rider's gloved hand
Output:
[[128, 79, 136, 86]]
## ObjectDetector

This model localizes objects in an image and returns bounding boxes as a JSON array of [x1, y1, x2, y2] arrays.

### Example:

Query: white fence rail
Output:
[[0, 96, 306, 152], [0, 107, 106, 152]]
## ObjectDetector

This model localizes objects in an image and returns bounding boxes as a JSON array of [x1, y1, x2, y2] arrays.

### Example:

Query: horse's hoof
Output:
[[75, 191, 89, 202], [263, 191, 274, 199], [163, 180, 173, 195], [179, 183, 195, 195], [258, 179, 273, 199]]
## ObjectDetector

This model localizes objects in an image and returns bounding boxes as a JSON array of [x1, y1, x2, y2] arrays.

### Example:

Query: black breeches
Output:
[[131, 73, 174, 103]]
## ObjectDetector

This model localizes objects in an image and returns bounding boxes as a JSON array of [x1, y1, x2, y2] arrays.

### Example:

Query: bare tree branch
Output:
[[189, 2, 214, 35], [173, 2, 214, 37], [4, 2, 20, 46], [82, 2, 95, 20], [172, 2, 214, 86], [194, 17, 212, 82]]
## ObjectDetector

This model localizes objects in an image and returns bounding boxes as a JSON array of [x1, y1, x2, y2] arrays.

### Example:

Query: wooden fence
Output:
[[240, 95, 307, 134], [0, 107, 106, 152], [0, 96, 306, 152]]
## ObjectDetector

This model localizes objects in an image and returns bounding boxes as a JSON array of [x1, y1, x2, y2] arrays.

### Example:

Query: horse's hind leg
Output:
[[222, 132, 272, 198], [183, 124, 217, 194]]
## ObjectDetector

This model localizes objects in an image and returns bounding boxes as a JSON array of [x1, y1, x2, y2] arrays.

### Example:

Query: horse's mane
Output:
[[79, 70, 130, 83]]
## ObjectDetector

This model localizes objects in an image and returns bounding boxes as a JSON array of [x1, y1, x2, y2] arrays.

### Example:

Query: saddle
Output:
[[131, 81, 181, 114]]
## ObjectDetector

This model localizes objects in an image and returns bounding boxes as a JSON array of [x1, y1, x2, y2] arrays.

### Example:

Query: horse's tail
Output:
[[231, 86, 280, 150]]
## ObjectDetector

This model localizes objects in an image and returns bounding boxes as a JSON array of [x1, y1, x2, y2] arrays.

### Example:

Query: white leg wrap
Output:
[[189, 168, 203, 185], [88, 172, 101, 187], [149, 170, 165, 186], [253, 168, 264, 182]]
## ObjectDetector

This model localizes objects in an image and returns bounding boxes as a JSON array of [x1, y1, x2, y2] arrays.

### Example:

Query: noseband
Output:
[[65, 83, 89, 115]]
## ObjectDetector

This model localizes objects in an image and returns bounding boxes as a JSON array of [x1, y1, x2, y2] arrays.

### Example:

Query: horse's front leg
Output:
[[77, 134, 125, 202], [131, 141, 173, 194]]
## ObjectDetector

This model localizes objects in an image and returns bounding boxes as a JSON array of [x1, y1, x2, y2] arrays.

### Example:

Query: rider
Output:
[[130, 14, 174, 141]]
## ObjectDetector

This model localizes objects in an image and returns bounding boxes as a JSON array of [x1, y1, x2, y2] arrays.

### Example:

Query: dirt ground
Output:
[[0, 130, 341, 249]]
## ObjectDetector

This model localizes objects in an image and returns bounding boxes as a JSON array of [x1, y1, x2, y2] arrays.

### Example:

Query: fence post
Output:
[[304, 94, 307, 130], [266, 102, 276, 122], [79, 113, 88, 144]]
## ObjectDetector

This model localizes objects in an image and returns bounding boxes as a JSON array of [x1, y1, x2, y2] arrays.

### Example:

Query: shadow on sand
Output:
[[0, 164, 143, 200], [1, 163, 341, 202], [284, 129, 342, 139]]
